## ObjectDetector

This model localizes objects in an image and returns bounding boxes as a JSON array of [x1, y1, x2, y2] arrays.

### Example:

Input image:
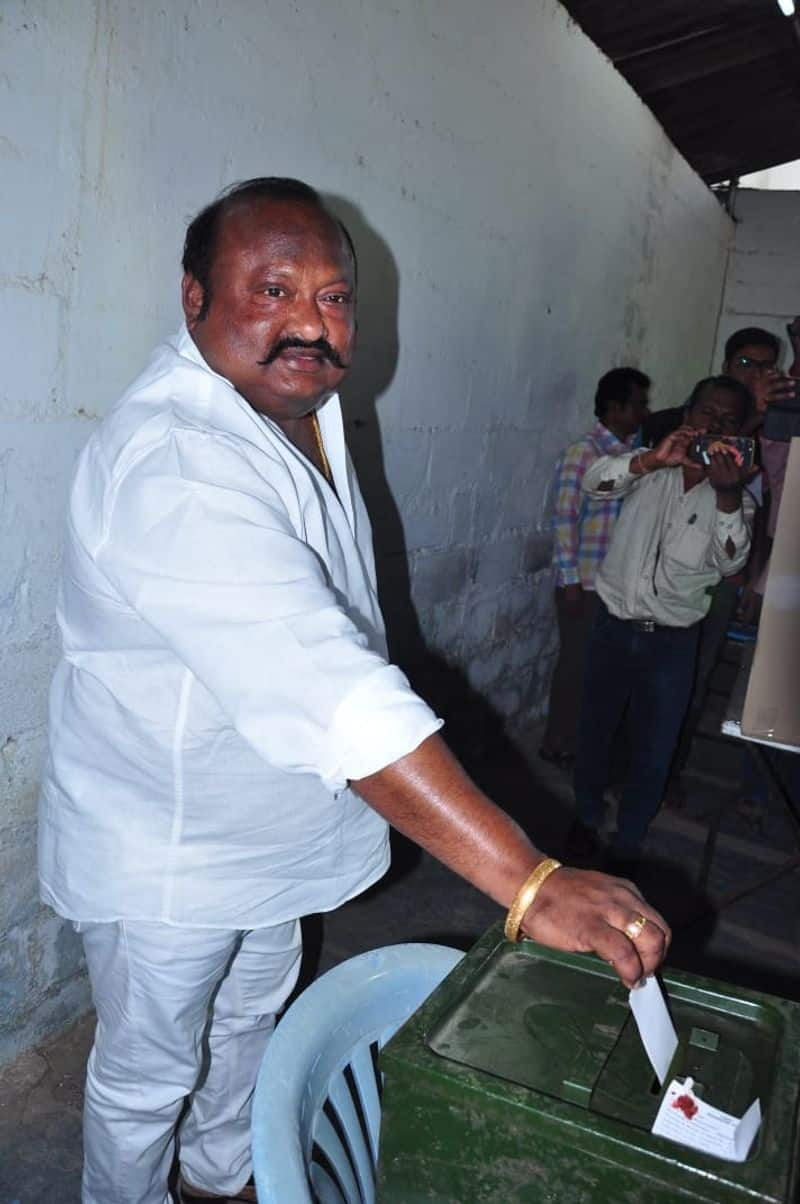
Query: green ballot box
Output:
[[377, 924, 800, 1203]]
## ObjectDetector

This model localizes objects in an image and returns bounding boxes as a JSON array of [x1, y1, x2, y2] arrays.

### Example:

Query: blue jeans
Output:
[[574, 601, 699, 856]]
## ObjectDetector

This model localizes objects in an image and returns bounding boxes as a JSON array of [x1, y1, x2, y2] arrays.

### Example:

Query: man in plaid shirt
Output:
[[540, 368, 651, 766]]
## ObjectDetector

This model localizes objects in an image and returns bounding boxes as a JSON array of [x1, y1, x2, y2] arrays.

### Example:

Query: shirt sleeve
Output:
[[709, 492, 754, 577], [551, 445, 586, 587], [582, 451, 641, 499], [95, 429, 441, 790]]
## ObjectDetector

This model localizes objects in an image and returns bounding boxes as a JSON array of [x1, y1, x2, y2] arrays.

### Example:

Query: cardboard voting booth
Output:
[[377, 925, 800, 1203], [742, 437, 800, 752]]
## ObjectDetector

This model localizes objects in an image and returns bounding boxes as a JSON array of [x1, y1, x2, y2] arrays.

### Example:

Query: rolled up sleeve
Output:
[[582, 452, 640, 499], [710, 493, 754, 577], [97, 433, 441, 790]]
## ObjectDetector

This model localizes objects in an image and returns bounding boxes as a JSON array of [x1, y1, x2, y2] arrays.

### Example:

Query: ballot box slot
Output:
[[427, 941, 780, 1135]]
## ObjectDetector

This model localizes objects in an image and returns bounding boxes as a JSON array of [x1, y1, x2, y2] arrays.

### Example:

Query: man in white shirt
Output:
[[571, 377, 755, 874], [39, 178, 669, 1204]]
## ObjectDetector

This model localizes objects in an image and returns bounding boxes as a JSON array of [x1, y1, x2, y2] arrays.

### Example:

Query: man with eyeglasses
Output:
[[642, 325, 796, 449], [721, 323, 799, 607], [723, 324, 799, 426]]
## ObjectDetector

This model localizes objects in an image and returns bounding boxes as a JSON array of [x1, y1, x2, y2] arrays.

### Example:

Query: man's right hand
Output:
[[523, 866, 671, 988], [561, 583, 584, 619], [638, 425, 694, 471]]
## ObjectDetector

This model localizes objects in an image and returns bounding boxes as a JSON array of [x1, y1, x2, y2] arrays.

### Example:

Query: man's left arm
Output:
[[552, 444, 588, 588]]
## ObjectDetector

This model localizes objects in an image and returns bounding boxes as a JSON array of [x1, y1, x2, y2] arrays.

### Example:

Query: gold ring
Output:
[[624, 915, 647, 941]]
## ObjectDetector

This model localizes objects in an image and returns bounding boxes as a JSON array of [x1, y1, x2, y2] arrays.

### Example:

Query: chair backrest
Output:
[[251, 942, 463, 1204]]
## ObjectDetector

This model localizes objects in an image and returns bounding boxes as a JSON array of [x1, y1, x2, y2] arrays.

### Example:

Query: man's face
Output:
[[687, 385, 743, 436], [183, 199, 356, 424], [723, 342, 777, 390], [615, 385, 650, 437]]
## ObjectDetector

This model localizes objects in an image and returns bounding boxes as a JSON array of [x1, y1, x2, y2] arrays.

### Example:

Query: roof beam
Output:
[[623, 26, 784, 94], [559, 0, 800, 183]]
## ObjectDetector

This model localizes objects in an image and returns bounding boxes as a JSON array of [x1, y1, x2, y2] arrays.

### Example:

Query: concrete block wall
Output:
[[1, 0, 731, 1062], [713, 189, 800, 369]]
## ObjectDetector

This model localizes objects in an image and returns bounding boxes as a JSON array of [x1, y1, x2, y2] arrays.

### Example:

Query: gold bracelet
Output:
[[504, 858, 562, 943]]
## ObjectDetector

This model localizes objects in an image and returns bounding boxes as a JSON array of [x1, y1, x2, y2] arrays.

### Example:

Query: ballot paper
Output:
[[628, 975, 678, 1084], [628, 978, 762, 1161], [652, 1078, 762, 1163]]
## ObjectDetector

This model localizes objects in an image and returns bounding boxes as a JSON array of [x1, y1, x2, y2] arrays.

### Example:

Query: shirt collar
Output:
[[170, 322, 345, 475], [173, 322, 227, 380], [591, 420, 636, 454]]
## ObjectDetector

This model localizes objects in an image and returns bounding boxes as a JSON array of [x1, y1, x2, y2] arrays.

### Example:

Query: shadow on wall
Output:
[[325, 194, 533, 772], [303, 196, 550, 964]]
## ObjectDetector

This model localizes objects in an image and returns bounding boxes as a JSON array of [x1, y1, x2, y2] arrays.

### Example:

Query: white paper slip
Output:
[[628, 974, 678, 1085], [652, 1077, 761, 1162]]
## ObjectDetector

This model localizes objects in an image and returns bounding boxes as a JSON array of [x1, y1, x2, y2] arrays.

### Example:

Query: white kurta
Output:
[[39, 326, 441, 928]]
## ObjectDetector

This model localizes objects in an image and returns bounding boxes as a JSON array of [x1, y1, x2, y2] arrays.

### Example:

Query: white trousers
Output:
[[78, 918, 302, 1204]]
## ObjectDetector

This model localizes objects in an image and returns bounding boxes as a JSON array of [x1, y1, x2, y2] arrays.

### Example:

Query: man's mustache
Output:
[[257, 337, 349, 370]]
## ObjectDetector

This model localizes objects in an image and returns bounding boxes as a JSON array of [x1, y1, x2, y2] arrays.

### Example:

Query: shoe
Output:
[[177, 1175, 257, 1202], [563, 818, 604, 867]]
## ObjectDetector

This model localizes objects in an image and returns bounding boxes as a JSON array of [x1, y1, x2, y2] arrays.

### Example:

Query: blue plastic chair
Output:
[[251, 943, 463, 1203]]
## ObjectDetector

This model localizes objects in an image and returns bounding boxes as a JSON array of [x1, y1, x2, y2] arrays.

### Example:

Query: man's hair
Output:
[[594, 367, 651, 419], [182, 177, 356, 320], [686, 374, 751, 423], [724, 326, 780, 363]]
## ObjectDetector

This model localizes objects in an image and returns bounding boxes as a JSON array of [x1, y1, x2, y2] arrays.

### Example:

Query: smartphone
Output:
[[687, 435, 755, 470]]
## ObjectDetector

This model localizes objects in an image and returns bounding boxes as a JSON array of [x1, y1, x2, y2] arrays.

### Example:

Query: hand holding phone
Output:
[[686, 435, 755, 471]]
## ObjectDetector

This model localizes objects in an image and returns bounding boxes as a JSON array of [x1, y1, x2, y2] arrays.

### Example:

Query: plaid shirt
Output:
[[552, 421, 636, 588]]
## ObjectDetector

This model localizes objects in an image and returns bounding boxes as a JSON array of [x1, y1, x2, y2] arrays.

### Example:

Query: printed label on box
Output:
[[652, 1077, 761, 1162]]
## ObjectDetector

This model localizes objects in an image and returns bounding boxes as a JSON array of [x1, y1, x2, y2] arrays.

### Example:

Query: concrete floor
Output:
[[2, 658, 799, 1202]]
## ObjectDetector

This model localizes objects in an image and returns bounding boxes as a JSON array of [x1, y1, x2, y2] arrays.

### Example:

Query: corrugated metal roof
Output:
[[560, 0, 800, 183]]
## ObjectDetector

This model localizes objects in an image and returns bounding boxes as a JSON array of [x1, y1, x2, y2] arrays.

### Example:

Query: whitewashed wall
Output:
[[0, 0, 731, 1062], [713, 189, 800, 369]]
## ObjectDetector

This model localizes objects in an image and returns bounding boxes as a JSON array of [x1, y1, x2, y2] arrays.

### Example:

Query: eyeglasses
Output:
[[732, 355, 776, 374]]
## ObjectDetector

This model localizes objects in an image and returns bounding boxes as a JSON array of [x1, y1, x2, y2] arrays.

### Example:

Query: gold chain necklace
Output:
[[310, 411, 334, 487]]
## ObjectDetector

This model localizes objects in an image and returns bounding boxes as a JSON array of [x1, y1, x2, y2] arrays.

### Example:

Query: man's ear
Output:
[[182, 273, 205, 328]]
